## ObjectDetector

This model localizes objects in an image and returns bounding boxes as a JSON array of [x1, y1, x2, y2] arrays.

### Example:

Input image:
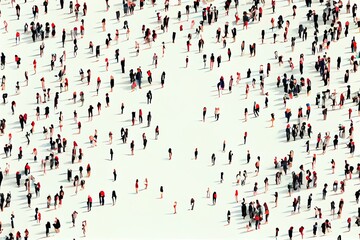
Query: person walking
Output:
[[190, 198, 195, 210]]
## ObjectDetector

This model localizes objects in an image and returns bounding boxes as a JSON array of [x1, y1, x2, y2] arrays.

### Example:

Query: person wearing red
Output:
[[299, 226, 304, 239], [212, 191, 217, 205], [135, 179, 139, 193], [30, 121, 35, 134], [15, 55, 21, 68], [37, 212, 41, 223], [139, 109, 143, 124], [86, 164, 91, 177], [99, 191, 105, 205], [23, 229, 29, 240], [33, 59, 36, 73], [173, 201, 177, 214], [25, 163, 30, 176], [271, 0, 276, 13], [235, 189, 239, 203], [348, 108, 352, 119], [87, 195, 92, 211], [77, 121, 81, 134], [64, 78, 69, 91], [15, 31, 20, 45], [16, 231, 21, 240], [80, 25, 84, 38], [235, 12, 240, 25], [347, 217, 351, 231]]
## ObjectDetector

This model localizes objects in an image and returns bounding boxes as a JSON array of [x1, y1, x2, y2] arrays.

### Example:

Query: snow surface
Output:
[[0, 0, 359, 239]]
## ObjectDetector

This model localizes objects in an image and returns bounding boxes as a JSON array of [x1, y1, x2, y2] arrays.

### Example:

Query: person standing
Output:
[[173, 201, 177, 214], [27, 192, 32, 207], [160, 186, 164, 199], [45, 221, 51, 237], [130, 140, 135, 155], [168, 148, 172, 160], [247, 150, 251, 164], [135, 179, 139, 193], [112, 190, 117, 205], [147, 112, 152, 127], [110, 148, 114, 160], [71, 211, 78, 227], [212, 191, 217, 205], [194, 148, 198, 160], [161, 71, 166, 87], [87, 195, 92, 211], [11, 212, 15, 229], [313, 222, 318, 236], [147, 90, 152, 104], [288, 226, 293, 240], [0, 168, 3, 188], [228, 150, 233, 164], [202, 107, 207, 122], [113, 169, 117, 181], [190, 198, 195, 210]]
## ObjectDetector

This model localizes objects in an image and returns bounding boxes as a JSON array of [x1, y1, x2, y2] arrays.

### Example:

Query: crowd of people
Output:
[[0, 0, 359, 239]]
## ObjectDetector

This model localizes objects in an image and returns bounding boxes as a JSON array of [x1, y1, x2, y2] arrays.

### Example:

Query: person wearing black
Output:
[[120, 58, 125, 73], [0, 52, 5, 70], [27, 193, 32, 207], [71, 211, 78, 227], [288, 226, 293, 240], [61, 29, 66, 48], [11, 213, 15, 229], [113, 169, 117, 181], [53, 218, 61, 233], [16, 172, 21, 187], [45, 221, 51, 237], [112, 190, 117, 205], [110, 148, 114, 160], [0, 169, 3, 188], [15, 4, 20, 20], [344, 70, 349, 83], [241, 201, 247, 218], [228, 150, 233, 164], [146, 90, 152, 104], [313, 222, 317, 236], [96, 45, 100, 58]]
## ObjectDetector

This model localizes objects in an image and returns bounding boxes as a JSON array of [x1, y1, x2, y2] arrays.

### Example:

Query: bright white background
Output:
[[0, 0, 359, 239]]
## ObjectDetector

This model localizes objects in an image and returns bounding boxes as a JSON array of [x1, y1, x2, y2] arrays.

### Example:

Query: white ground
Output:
[[0, 0, 359, 239]]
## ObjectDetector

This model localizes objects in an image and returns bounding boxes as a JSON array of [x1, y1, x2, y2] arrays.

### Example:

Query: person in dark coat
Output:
[[0, 169, 3, 188], [135, 68, 142, 89], [120, 58, 125, 73], [241, 201, 247, 218], [112, 190, 117, 205], [53, 218, 61, 233], [16, 172, 21, 187], [161, 72, 166, 87], [45, 221, 51, 237], [288, 226, 293, 239]]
